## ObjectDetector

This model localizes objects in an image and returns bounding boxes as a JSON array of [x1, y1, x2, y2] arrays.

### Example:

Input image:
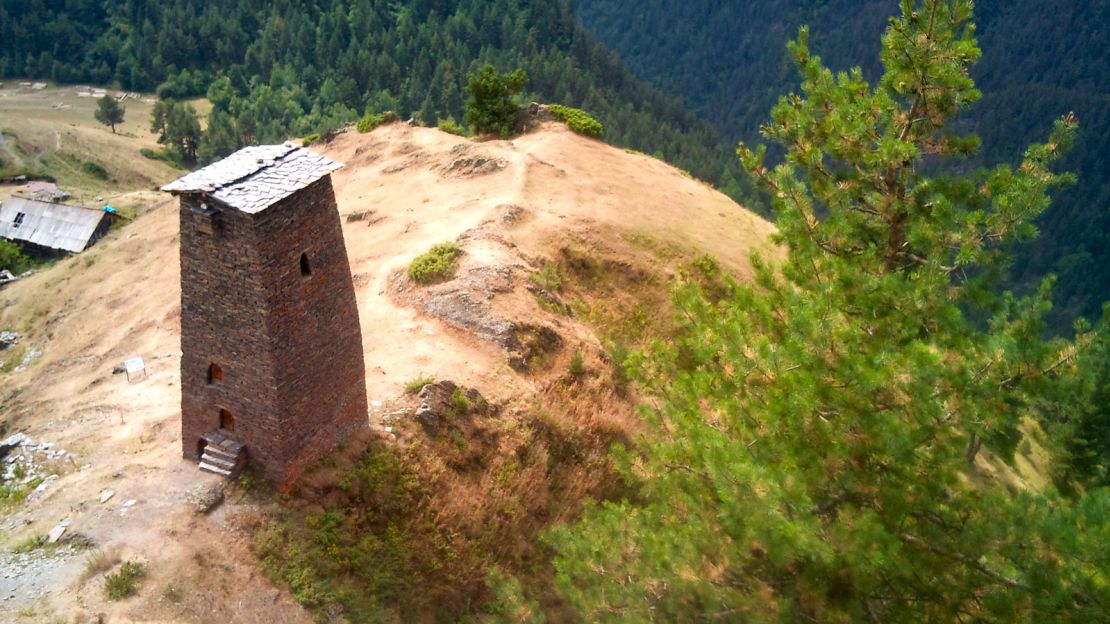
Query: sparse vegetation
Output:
[[548, 104, 604, 138], [404, 375, 434, 395], [104, 561, 146, 600], [529, 261, 562, 292], [407, 242, 462, 284], [80, 548, 121, 584], [356, 111, 399, 133], [11, 534, 46, 554], [163, 583, 184, 603], [1, 476, 44, 513]]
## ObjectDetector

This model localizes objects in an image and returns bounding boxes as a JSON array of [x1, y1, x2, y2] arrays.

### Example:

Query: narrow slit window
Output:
[[207, 363, 223, 385], [13, 212, 25, 228], [219, 408, 235, 431], [300, 252, 312, 276]]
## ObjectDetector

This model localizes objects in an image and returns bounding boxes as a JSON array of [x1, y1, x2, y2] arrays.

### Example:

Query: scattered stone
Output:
[[441, 155, 508, 178], [186, 481, 225, 514], [13, 349, 42, 372], [0, 330, 20, 350], [414, 381, 488, 434], [46, 519, 69, 544], [0, 432, 27, 459], [98, 489, 115, 504], [499, 204, 525, 223], [32, 474, 58, 494]]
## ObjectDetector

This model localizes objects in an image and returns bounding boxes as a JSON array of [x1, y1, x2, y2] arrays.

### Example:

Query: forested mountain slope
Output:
[[0, 0, 752, 197], [576, 0, 1110, 329]]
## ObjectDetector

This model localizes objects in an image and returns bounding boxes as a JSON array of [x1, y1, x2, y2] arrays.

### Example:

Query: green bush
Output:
[[548, 104, 604, 138], [301, 133, 320, 146], [81, 161, 109, 180], [407, 242, 462, 284], [105, 561, 146, 600], [356, 111, 399, 133], [437, 117, 466, 136]]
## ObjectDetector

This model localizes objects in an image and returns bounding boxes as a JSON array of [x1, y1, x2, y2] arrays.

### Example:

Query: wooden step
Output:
[[198, 461, 232, 476], [201, 453, 237, 469], [203, 446, 239, 461]]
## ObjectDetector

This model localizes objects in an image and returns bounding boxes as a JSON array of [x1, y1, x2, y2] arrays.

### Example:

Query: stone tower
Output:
[[164, 144, 367, 486]]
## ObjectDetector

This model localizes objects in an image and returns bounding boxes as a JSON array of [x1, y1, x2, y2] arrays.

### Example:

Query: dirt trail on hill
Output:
[[0, 121, 778, 622]]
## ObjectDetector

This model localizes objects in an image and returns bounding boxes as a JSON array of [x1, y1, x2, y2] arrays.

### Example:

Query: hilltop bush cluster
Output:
[[548, 104, 604, 138], [355, 110, 399, 133]]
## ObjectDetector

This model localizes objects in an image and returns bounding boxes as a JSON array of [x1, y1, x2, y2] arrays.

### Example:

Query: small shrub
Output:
[[404, 375, 434, 395], [548, 104, 604, 138], [437, 117, 466, 136], [607, 341, 632, 389], [301, 133, 320, 146], [105, 560, 146, 600], [408, 242, 462, 284], [356, 111, 399, 133], [81, 161, 109, 180], [568, 350, 586, 378], [448, 388, 471, 417]]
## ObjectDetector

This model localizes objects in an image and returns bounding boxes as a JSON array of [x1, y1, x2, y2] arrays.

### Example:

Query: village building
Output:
[[0, 196, 117, 255], [163, 143, 368, 486]]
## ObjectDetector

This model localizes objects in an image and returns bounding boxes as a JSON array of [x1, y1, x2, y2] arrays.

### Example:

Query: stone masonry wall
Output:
[[179, 176, 368, 485], [253, 176, 368, 484], [180, 194, 278, 469]]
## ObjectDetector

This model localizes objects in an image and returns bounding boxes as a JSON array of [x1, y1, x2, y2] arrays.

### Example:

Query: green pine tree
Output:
[[547, 1, 1109, 621], [464, 64, 528, 137]]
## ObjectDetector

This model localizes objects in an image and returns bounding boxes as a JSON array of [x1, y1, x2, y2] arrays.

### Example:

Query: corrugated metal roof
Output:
[[161, 144, 344, 214], [0, 198, 109, 253]]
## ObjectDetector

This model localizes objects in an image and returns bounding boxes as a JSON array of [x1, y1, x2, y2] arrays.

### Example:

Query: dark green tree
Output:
[[93, 94, 125, 133], [464, 64, 528, 137], [152, 100, 202, 165], [548, 1, 1110, 621]]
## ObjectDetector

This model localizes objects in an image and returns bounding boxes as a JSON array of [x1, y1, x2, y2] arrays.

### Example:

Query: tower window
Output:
[[207, 363, 223, 385], [13, 212, 25, 228], [300, 252, 312, 276]]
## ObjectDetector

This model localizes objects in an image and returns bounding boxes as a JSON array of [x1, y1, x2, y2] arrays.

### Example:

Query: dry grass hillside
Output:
[[0, 118, 786, 622], [0, 84, 180, 206]]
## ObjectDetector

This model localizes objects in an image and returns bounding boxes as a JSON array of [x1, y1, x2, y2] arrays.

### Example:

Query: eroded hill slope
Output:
[[0, 121, 777, 621]]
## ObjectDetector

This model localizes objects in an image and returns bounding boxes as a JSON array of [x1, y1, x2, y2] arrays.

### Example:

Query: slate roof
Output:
[[0, 197, 111, 253], [161, 143, 344, 214]]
